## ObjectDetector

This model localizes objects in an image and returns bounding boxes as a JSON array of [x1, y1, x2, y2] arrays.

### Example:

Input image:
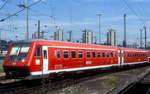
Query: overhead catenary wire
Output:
[[122, 0, 146, 25], [136, 1, 149, 22], [0, 0, 8, 11], [0, 0, 42, 22], [29, 8, 52, 18]]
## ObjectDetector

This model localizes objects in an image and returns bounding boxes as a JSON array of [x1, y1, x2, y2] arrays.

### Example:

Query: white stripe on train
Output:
[[30, 61, 148, 76]]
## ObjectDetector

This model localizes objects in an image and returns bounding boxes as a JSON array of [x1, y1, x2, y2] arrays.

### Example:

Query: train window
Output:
[[110, 52, 113, 57], [78, 51, 83, 58], [102, 52, 105, 57], [71, 51, 76, 58], [106, 52, 109, 57], [86, 52, 90, 58], [64, 51, 69, 58], [43, 50, 47, 59], [97, 52, 101, 58], [92, 52, 96, 58], [35, 46, 41, 57], [57, 51, 61, 58], [113, 52, 116, 57]]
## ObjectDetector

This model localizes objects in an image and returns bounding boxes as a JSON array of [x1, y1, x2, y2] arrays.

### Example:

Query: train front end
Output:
[[3, 42, 31, 79]]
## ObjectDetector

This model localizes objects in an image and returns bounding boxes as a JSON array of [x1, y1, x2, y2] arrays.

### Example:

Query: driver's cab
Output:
[[3, 41, 32, 78], [4, 42, 31, 64]]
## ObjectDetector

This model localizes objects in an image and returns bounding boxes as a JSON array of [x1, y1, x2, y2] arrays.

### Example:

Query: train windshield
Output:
[[9, 43, 30, 62]]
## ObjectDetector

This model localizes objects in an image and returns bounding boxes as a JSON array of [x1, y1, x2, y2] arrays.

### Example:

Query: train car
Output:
[[120, 48, 149, 66], [3, 40, 149, 80], [148, 51, 150, 62]]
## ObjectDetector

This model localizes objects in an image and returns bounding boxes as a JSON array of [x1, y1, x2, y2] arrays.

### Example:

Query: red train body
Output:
[[3, 40, 150, 80]]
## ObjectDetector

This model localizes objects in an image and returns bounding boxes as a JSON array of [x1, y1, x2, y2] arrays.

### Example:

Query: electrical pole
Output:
[[69, 5, 73, 42], [96, 13, 102, 44], [143, 26, 147, 49], [123, 14, 127, 47], [25, 0, 29, 40], [94, 36, 97, 44], [140, 29, 143, 48], [38, 20, 40, 39]]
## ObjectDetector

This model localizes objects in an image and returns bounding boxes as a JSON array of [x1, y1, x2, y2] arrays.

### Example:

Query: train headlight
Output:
[[22, 59, 25, 62]]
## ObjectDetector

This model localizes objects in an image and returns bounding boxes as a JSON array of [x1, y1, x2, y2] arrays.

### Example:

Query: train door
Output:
[[42, 46, 49, 74], [118, 49, 124, 66], [121, 50, 124, 65], [118, 50, 121, 65]]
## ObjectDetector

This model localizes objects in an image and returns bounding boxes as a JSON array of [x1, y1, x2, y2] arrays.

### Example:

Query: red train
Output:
[[3, 40, 150, 80]]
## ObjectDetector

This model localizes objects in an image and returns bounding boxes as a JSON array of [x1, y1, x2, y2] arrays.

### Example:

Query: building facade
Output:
[[107, 29, 116, 46], [54, 29, 64, 41], [82, 29, 94, 44]]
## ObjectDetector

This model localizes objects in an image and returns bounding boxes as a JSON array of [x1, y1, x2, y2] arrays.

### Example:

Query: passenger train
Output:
[[3, 40, 150, 80]]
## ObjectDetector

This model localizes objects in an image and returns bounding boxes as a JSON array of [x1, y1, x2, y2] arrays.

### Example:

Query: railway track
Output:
[[0, 64, 149, 94], [117, 69, 150, 94]]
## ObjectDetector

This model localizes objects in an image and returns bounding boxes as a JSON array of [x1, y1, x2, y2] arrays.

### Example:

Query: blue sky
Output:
[[0, 0, 150, 45]]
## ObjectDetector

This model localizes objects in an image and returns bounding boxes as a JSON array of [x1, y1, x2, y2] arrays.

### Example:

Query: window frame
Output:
[[86, 51, 91, 58], [110, 52, 113, 58], [71, 50, 76, 59], [97, 52, 101, 58], [63, 50, 69, 59], [43, 50, 48, 59], [102, 52, 105, 58], [56, 50, 61, 59], [35, 46, 42, 58], [78, 51, 83, 59], [92, 52, 96, 58], [106, 52, 109, 58]]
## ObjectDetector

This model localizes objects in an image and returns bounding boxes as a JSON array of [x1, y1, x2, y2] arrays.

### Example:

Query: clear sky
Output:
[[0, 0, 150, 45]]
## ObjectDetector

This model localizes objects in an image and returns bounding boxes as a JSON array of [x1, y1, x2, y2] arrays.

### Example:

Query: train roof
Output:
[[31, 39, 118, 50], [10, 39, 148, 52], [32, 40, 147, 52]]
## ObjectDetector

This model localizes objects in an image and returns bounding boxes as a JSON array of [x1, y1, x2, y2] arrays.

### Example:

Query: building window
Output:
[[86, 52, 90, 58], [64, 51, 69, 58], [71, 51, 76, 58], [97, 52, 101, 58], [92, 52, 96, 58], [78, 51, 83, 58]]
